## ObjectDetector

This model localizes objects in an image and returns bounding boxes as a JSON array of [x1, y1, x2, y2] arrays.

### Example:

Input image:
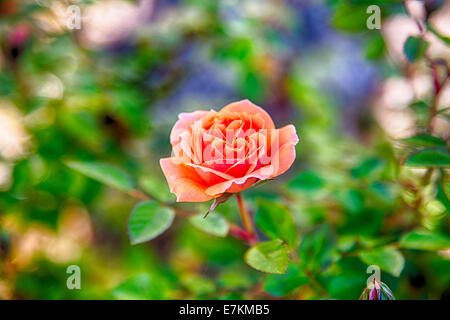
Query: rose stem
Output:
[[236, 193, 256, 244], [228, 223, 254, 243]]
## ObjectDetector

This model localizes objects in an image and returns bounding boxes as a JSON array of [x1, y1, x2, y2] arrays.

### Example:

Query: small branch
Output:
[[236, 193, 253, 234], [128, 189, 150, 201], [427, 63, 446, 134]]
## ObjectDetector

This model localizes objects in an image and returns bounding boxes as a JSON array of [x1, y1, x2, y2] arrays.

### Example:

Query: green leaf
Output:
[[288, 170, 324, 192], [244, 239, 289, 274], [365, 34, 386, 60], [128, 201, 175, 244], [263, 263, 309, 297], [180, 274, 216, 295], [66, 160, 134, 192], [332, 2, 369, 32], [242, 71, 266, 102], [404, 36, 429, 62], [409, 101, 429, 122], [337, 189, 364, 213], [327, 273, 366, 299], [139, 175, 174, 202], [339, 209, 384, 236], [188, 213, 229, 237], [400, 230, 450, 251], [436, 175, 450, 213], [298, 224, 337, 272], [404, 148, 450, 167], [218, 271, 253, 290], [60, 111, 102, 149], [112, 273, 168, 299], [400, 134, 447, 148], [350, 158, 383, 179], [255, 199, 298, 248], [358, 247, 405, 277]]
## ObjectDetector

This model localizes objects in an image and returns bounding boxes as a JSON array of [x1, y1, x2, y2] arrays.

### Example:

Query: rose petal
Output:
[[204, 125, 299, 196], [205, 177, 259, 197], [186, 162, 234, 183], [220, 100, 275, 130], [170, 110, 214, 146], [160, 158, 213, 202], [271, 124, 299, 176]]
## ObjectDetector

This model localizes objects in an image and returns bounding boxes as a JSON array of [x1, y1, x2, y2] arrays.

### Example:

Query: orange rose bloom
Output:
[[160, 100, 299, 202]]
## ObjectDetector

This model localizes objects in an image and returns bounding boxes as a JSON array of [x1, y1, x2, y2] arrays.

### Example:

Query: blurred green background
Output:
[[0, 0, 449, 300]]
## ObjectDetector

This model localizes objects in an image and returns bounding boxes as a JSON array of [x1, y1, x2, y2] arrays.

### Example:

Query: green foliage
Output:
[[298, 224, 337, 272], [400, 230, 450, 251], [288, 170, 324, 193], [405, 149, 450, 167], [112, 274, 170, 300], [358, 247, 405, 277], [189, 213, 229, 237], [263, 263, 309, 297], [180, 274, 216, 296], [139, 175, 175, 202], [244, 240, 289, 274], [332, 1, 370, 32], [66, 160, 135, 193], [401, 134, 447, 148], [255, 199, 298, 248], [403, 36, 429, 62], [128, 201, 175, 245], [350, 158, 383, 179], [365, 34, 386, 60]]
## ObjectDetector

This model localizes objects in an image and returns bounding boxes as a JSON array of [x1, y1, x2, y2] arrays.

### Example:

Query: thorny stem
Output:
[[236, 193, 257, 245], [428, 63, 448, 134], [228, 223, 256, 244], [236, 193, 253, 234]]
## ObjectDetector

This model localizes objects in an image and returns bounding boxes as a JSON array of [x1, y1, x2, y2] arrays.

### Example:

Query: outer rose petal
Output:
[[170, 110, 214, 146], [220, 99, 275, 130], [272, 124, 299, 176], [160, 158, 213, 202], [205, 177, 259, 197]]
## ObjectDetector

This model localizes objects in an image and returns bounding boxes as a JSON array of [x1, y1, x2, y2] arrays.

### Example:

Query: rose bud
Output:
[[360, 278, 395, 300]]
